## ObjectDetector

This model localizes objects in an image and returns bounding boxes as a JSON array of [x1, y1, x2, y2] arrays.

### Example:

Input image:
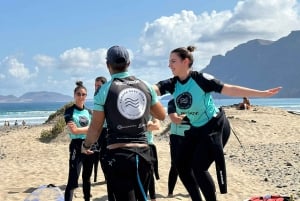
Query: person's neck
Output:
[[177, 71, 191, 81], [75, 103, 84, 109]]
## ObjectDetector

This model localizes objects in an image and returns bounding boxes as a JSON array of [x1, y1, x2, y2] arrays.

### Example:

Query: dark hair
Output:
[[107, 61, 129, 73], [95, 76, 107, 84], [74, 81, 87, 94], [171, 45, 196, 68]]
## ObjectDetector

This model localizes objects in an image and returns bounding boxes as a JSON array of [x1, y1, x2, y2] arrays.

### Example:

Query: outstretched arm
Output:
[[221, 84, 282, 98]]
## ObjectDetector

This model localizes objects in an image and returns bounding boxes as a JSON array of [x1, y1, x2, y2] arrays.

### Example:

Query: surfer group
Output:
[[64, 45, 281, 201]]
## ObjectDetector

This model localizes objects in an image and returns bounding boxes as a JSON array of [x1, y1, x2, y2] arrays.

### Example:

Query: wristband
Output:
[[82, 141, 91, 149]]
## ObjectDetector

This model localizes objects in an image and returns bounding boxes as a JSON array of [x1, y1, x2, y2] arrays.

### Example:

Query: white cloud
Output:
[[33, 54, 57, 67], [139, 10, 207, 57], [224, 0, 300, 36], [138, 0, 300, 70], [2, 57, 36, 80], [59, 47, 107, 75]]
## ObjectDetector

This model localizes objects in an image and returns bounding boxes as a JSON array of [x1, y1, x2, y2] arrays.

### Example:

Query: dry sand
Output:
[[0, 106, 299, 201]]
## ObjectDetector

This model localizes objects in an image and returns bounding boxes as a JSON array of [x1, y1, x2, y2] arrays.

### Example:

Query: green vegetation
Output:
[[39, 102, 73, 142], [45, 102, 73, 124]]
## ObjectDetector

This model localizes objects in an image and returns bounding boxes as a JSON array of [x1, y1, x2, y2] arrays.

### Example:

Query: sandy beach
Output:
[[0, 105, 299, 201]]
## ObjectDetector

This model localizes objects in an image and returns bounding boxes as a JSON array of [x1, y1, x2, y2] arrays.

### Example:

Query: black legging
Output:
[[168, 135, 181, 195], [105, 147, 152, 201], [148, 144, 159, 200], [177, 110, 231, 201], [64, 139, 95, 201], [97, 129, 116, 201], [167, 160, 178, 195], [82, 154, 94, 201], [169, 135, 202, 201]]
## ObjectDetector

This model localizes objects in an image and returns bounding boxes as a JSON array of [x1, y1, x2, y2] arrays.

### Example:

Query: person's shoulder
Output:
[[85, 108, 93, 114], [65, 104, 75, 111]]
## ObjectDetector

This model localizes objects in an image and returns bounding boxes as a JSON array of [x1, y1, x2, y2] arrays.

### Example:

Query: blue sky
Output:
[[1, 0, 300, 99]]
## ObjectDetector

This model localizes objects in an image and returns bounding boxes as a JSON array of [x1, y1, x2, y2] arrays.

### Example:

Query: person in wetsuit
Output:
[[146, 118, 160, 201], [153, 46, 282, 201], [167, 99, 202, 200], [64, 81, 94, 201], [93, 76, 116, 201], [92, 76, 107, 183], [82, 45, 166, 201]]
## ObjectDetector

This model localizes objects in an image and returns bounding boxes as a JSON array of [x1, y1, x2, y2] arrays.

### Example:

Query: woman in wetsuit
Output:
[[153, 46, 281, 201], [167, 98, 202, 200], [64, 81, 94, 201]]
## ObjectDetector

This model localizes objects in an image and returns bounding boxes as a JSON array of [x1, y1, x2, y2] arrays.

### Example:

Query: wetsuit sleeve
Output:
[[94, 81, 110, 111], [87, 108, 93, 119], [192, 71, 224, 93], [145, 81, 159, 105], [156, 77, 176, 95], [64, 106, 74, 123], [167, 99, 176, 115]]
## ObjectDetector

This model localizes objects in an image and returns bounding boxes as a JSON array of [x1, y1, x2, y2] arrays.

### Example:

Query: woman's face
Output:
[[74, 88, 87, 105], [168, 52, 189, 77]]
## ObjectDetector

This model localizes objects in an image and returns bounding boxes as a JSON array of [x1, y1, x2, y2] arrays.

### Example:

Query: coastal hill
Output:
[[0, 91, 72, 103], [203, 30, 300, 98]]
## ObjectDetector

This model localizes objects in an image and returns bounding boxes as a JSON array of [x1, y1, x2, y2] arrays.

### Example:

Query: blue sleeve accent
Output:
[[144, 81, 159, 105], [94, 81, 111, 111]]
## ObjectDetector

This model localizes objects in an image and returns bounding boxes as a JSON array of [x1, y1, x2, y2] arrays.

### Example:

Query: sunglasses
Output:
[[76, 92, 87, 97]]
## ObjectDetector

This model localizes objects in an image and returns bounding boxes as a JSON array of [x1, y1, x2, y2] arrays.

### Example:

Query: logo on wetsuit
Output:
[[79, 116, 89, 127], [117, 88, 147, 120], [176, 92, 192, 109]]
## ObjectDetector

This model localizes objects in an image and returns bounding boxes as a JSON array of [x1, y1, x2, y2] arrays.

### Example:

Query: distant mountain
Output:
[[0, 91, 72, 103], [0, 95, 18, 102], [203, 30, 300, 98]]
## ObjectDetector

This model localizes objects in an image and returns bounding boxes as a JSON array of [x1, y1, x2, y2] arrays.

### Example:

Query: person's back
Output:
[[82, 45, 165, 201]]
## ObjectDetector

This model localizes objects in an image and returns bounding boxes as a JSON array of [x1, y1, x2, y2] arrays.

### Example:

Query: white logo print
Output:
[[117, 88, 147, 120]]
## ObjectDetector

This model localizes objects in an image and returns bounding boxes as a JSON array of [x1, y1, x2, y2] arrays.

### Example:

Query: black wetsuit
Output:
[[156, 71, 231, 201], [64, 104, 94, 201], [94, 72, 160, 201], [167, 99, 202, 200]]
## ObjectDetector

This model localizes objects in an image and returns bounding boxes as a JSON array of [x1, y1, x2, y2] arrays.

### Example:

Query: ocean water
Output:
[[0, 102, 68, 126], [1, 98, 299, 126]]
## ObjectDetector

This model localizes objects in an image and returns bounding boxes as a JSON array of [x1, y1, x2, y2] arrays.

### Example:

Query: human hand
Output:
[[147, 120, 160, 131], [67, 121, 78, 133], [264, 86, 282, 97], [81, 141, 94, 155]]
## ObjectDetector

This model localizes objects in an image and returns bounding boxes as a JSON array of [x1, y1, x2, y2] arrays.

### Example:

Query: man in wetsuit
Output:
[[82, 45, 166, 201]]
